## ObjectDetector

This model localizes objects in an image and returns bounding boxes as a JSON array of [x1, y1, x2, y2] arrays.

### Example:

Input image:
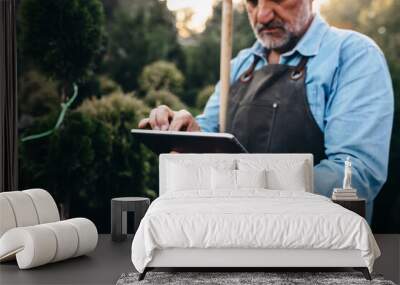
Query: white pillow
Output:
[[211, 168, 236, 190], [236, 169, 267, 189], [237, 159, 308, 191], [167, 162, 209, 191], [211, 169, 267, 191], [167, 160, 235, 192], [266, 163, 307, 191]]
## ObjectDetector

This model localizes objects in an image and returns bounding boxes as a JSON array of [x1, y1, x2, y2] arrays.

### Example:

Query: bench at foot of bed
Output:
[[137, 267, 372, 281]]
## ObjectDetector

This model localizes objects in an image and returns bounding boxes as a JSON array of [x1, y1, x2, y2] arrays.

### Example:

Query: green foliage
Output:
[[71, 75, 124, 106], [182, 2, 254, 105], [77, 91, 149, 125], [19, 0, 106, 84], [139, 61, 185, 97], [358, 0, 400, 66], [104, 0, 184, 92], [321, 0, 373, 29], [19, 92, 158, 232], [19, 112, 62, 189], [18, 71, 59, 121], [144, 90, 187, 111], [196, 85, 215, 110], [98, 75, 122, 95]]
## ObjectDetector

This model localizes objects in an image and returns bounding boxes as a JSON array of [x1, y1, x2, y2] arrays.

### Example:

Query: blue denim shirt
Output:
[[196, 14, 394, 223]]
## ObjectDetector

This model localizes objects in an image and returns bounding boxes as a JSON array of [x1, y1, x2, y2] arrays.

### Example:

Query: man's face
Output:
[[246, 0, 313, 52]]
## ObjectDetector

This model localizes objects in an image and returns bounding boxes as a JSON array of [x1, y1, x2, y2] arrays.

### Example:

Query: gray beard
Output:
[[250, 11, 313, 52], [255, 29, 293, 51]]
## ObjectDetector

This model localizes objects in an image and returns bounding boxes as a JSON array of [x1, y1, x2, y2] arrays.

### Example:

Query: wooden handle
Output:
[[219, 0, 233, 133]]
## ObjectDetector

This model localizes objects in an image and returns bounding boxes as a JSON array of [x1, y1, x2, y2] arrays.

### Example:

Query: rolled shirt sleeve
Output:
[[314, 36, 394, 222]]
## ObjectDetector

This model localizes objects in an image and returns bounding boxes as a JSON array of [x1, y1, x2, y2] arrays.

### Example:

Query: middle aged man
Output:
[[138, 0, 394, 223]]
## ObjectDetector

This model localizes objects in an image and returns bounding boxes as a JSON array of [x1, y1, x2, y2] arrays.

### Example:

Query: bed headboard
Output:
[[159, 154, 314, 196]]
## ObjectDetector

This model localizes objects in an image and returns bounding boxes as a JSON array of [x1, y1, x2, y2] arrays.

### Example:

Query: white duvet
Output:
[[131, 190, 380, 273]]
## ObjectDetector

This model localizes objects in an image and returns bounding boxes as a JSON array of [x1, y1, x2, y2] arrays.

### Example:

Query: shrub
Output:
[[139, 61, 185, 97], [196, 85, 215, 110], [99, 75, 122, 95], [18, 71, 59, 125], [144, 90, 187, 111], [19, 92, 158, 232], [19, 0, 106, 86], [105, 0, 184, 92]]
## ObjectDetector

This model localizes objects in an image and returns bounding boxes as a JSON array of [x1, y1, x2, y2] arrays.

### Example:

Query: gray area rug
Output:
[[117, 272, 396, 285]]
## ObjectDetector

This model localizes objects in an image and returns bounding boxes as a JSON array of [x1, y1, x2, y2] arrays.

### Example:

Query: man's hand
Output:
[[138, 105, 201, 132]]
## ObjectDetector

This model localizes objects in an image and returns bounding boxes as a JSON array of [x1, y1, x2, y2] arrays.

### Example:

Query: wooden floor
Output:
[[0, 234, 399, 285]]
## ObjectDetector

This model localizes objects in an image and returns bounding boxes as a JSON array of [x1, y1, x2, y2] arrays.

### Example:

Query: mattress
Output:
[[131, 190, 380, 273]]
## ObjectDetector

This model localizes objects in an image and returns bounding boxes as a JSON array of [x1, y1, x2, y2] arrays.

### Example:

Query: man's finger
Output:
[[169, 110, 193, 131], [155, 107, 172, 131], [149, 109, 159, 130], [138, 118, 150, 129], [169, 119, 186, 131], [186, 120, 201, 132]]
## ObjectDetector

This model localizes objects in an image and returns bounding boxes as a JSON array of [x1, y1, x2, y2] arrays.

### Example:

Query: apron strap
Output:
[[240, 55, 263, 83], [240, 54, 309, 82], [295, 56, 309, 71], [291, 56, 309, 81]]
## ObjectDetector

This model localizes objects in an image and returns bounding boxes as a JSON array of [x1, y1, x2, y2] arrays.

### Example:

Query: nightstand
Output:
[[111, 197, 150, 242], [332, 198, 366, 218]]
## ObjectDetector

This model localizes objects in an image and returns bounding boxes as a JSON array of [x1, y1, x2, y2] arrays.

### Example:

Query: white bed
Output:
[[131, 154, 380, 280]]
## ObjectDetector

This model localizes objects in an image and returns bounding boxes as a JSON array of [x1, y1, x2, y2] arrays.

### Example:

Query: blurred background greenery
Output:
[[17, 0, 399, 233]]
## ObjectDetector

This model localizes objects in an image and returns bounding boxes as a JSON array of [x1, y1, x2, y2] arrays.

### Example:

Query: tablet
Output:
[[131, 129, 248, 154]]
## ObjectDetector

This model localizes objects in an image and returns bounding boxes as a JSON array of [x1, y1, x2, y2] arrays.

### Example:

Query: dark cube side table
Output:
[[111, 197, 150, 242], [332, 198, 366, 218]]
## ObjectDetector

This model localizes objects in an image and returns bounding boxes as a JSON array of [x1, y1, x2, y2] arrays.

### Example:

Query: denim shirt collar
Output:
[[250, 13, 329, 59]]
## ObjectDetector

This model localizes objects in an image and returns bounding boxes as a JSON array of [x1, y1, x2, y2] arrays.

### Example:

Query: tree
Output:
[[320, 0, 373, 29], [144, 90, 187, 111], [19, 0, 106, 99], [19, 92, 158, 231], [182, 2, 255, 105], [175, 7, 196, 38], [18, 71, 59, 127], [196, 85, 215, 110], [104, 0, 184, 92], [139, 61, 185, 98]]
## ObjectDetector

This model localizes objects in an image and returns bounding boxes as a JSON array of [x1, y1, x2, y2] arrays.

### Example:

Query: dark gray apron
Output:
[[225, 54, 326, 165]]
